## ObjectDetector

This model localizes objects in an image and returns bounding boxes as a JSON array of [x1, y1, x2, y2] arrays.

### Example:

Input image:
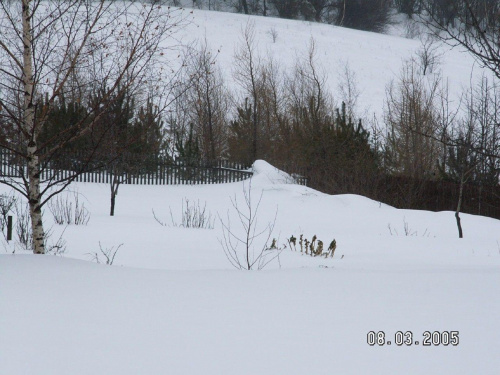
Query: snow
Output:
[[2, 7, 500, 375], [1, 158, 500, 374], [2, 255, 500, 375], [251, 159, 296, 184]]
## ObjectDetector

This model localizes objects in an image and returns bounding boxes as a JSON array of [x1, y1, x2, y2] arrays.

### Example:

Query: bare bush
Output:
[[15, 203, 32, 250], [266, 27, 278, 43], [218, 180, 282, 270], [153, 198, 215, 229], [404, 17, 424, 39], [48, 192, 90, 226], [87, 242, 123, 265], [5, 200, 69, 253], [415, 35, 442, 75], [387, 217, 431, 237], [45, 228, 68, 256]]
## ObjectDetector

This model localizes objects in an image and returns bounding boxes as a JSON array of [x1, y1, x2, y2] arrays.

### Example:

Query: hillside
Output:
[[175, 7, 487, 119]]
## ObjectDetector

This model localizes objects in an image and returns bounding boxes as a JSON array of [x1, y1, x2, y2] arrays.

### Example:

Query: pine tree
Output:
[[228, 98, 254, 166], [175, 123, 200, 166]]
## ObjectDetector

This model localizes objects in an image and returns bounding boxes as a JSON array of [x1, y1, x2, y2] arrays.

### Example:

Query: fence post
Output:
[[7, 215, 12, 241]]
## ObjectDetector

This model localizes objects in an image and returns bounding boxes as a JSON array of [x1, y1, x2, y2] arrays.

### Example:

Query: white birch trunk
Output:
[[23, 0, 45, 254]]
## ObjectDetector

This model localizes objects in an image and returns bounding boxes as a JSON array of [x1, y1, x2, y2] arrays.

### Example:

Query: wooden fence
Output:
[[0, 149, 308, 186], [73, 160, 254, 185], [0, 148, 22, 178]]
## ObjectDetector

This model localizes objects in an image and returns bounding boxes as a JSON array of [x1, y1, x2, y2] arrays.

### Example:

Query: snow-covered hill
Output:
[[175, 8, 488, 119]]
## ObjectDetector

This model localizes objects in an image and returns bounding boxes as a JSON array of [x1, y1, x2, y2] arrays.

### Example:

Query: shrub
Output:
[[86, 242, 123, 265], [48, 191, 90, 226], [153, 198, 215, 229], [219, 180, 282, 270]]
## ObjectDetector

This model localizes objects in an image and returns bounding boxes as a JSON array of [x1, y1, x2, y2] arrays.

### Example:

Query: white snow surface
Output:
[[1, 159, 500, 374]]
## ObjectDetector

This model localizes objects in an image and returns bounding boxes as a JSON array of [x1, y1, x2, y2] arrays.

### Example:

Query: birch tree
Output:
[[0, 0, 187, 254]]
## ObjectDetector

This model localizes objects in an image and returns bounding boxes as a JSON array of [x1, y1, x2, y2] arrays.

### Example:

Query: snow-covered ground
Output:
[[1, 161, 500, 374]]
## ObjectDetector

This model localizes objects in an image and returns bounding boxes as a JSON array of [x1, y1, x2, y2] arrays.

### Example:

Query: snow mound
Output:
[[251, 160, 296, 185]]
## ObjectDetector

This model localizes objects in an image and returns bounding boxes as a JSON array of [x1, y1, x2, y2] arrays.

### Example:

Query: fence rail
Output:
[[0, 149, 307, 186]]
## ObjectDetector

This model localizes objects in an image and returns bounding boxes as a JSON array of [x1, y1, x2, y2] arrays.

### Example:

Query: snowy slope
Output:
[[175, 8, 488, 118]]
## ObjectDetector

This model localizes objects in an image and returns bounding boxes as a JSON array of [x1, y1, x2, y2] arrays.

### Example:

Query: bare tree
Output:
[[443, 114, 477, 239], [415, 34, 443, 75], [282, 41, 379, 197], [287, 38, 331, 138], [384, 59, 442, 181], [218, 179, 281, 270], [233, 22, 262, 163], [452, 129, 476, 239], [0, 0, 187, 253], [423, 0, 500, 80], [231, 43, 287, 165], [451, 77, 500, 223], [185, 41, 230, 162], [337, 62, 360, 120], [431, 75, 500, 237]]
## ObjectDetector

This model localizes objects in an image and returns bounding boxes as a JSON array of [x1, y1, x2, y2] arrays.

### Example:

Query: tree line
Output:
[[179, 0, 500, 34]]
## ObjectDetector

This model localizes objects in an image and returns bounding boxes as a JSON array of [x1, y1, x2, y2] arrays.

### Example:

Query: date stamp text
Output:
[[367, 331, 459, 346]]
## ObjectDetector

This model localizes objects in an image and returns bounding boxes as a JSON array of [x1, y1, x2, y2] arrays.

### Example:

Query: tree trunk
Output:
[[28, 161, 45, 254], [205, 78, 216, 162], [455, 173, 465, 239], [23, 0, 45, 254], [241, 0, 249, 14], [252, 92, 258, 162], [455, 210, 463, 239], [110, 173, 119, 216], [110, 191, 116, 216]]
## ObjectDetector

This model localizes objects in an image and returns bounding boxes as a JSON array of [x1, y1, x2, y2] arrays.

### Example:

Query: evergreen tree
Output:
[[131, 97, 166, 166], [38, 95, 89, 160], [228, 98, 254, 166], [175, 123, 200, 166], [334, 0, 391, 33]]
